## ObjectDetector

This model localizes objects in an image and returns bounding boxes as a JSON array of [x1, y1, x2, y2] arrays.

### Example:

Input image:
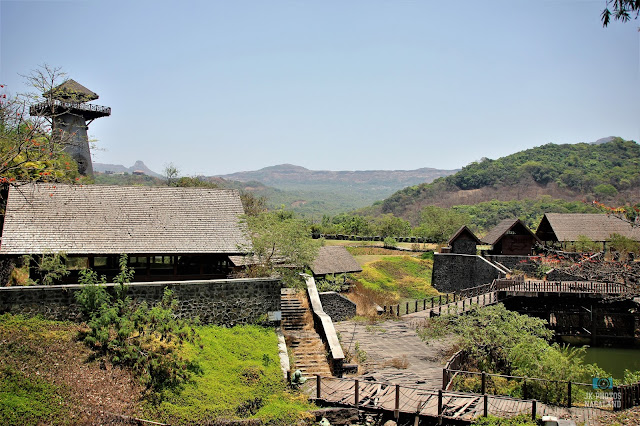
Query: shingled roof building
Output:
[[535, 213, 640, 246], [482, 218, 541, 256], [310, 246, 362, 278], [0, 184, 250, 283]]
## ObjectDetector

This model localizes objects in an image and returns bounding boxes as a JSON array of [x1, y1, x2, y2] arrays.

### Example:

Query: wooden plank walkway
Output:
[[309, 376, 610, 423]]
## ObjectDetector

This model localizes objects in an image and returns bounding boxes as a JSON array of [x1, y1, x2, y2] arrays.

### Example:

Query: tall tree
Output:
[[241, 209, 321, 286]]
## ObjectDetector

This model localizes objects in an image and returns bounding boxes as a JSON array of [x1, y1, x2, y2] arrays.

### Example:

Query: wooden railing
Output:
[[312, 375, 542, 422], [441, 368, 640, 410], [497, 280, 634, 295]]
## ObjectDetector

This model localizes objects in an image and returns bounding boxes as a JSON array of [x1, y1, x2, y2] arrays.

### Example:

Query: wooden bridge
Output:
[[309, 375, 608, 424], [401, 279, 636, 321]]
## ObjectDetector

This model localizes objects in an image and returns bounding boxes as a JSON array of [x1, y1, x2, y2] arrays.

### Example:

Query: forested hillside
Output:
[[362, 138, 639, 223]]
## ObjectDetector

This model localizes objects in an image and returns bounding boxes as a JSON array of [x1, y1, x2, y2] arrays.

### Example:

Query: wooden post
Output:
[[397, 304, 400, 316], [439, 295, 442, 306], [423, 299, 426, 310], [531, 400, 537, 421], [481, 372, 486, 395], [415, 299, 418, 312], [446, 294, 449, 304], [442, 368, 448, 389], [431, 298, 435, 308], [567, 381, 572, 408], [406, 302, 409, 315], [438, 389, 443, 424], [483, 394, 488, 417], [316, 375, 321, 399], [286, 369, 291, 385], [354, 379, 359, 408], [395, 384, 400, 419]]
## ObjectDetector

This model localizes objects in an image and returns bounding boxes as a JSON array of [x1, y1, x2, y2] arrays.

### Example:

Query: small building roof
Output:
[[0, 183, 249, 255], [447, 225, 482, 246], [535, 213, 640, 242], [481, 218, 540, 246], [310, 246, 362, 276], [46, 79, 99, 102]]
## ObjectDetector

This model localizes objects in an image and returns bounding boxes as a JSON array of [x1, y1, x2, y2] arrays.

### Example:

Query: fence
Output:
[[311, 375, 540, 421], [383, 283, 501, 317]]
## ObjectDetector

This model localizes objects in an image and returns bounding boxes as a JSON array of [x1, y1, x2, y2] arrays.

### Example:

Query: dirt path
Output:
[[335, 319, 455, 390]]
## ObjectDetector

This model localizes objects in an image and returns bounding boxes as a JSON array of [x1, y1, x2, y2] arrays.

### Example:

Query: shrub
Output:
[[77, 255, 200, 392]]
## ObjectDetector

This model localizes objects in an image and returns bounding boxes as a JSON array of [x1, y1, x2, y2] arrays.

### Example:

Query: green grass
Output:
[[0, 366, 68, 426], [146, 325, 314, 425], [355, 255, 438, 301], [0, 314, 73, 426]]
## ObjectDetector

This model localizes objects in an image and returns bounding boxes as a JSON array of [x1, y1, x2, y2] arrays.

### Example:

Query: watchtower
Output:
[[30, 79, 111, 176]]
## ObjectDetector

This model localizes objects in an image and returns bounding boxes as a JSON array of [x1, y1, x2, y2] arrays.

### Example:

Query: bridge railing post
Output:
[[438, 389, 443, 424], [531, 399, 537, 421], [567, 381, 572, 408], [354, 379, 359, 408], [483, 394, 488, 417], [316, 375, 321, 399], [395, 384, 400, 420]]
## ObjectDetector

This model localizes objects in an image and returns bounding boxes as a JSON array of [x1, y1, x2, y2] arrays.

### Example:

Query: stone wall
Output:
[[319, 291, 356, 322], [432, 254, 506, 293], [0, 278, 281, 326]]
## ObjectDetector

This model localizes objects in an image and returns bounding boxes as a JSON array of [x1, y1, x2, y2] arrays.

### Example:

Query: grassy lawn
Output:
[[0, 314, 313, 426], [147, 325, 314, 425]]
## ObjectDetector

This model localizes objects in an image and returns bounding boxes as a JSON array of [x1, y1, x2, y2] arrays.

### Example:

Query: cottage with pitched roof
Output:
[[481, 218, 541, 256], [0, 183, 250, 283], [535, 213, 640, 248]]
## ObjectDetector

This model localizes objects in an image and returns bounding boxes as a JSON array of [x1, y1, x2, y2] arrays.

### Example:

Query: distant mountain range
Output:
[[217, 164, 458, 192], [93, 161, 162, 178]]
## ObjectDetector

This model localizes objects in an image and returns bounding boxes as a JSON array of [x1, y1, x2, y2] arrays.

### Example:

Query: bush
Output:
[[76, 255, 200, 392], [383, 237, 398, 249]]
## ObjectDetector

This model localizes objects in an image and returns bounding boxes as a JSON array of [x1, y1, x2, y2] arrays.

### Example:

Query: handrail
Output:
[[301, 274, 345, 377]]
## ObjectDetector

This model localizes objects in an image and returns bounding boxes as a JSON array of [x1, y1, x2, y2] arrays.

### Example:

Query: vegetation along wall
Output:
[[0, 278, 281, 326]]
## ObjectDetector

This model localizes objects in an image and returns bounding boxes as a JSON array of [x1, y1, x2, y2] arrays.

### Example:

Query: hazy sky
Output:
[[1, 1, 638, 176]]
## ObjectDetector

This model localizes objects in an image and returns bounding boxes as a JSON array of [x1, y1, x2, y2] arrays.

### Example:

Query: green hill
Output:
[[361, 138, 639, 224]]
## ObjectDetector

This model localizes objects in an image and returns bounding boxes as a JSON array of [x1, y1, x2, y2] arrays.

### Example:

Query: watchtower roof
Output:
[[45, 79, 99, 103]]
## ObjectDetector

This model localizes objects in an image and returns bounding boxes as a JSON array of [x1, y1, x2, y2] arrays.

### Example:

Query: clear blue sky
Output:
[[1, 1, 638, 176]]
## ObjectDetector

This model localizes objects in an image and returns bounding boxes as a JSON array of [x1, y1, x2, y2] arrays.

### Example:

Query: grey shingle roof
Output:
[[310, 246, 362, 276], [0, 183, 250, 255], [536, 213, 640, 242], [481, 218, 540, 245]]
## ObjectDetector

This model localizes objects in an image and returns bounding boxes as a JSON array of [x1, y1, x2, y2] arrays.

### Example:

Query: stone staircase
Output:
[[281, 288, 332, 378]]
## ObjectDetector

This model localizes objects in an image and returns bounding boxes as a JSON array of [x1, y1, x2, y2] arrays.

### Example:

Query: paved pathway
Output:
[[334, 319, 454, 390]]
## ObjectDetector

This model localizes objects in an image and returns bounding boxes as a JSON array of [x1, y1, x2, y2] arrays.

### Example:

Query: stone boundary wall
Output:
[[0, 278, 281, 326], [319, 291, 356, 322], [432, 253, 506, 293]]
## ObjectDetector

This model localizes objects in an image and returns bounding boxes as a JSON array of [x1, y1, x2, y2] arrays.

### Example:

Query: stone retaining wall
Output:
[[319, 292, 356, 322], [432, 253, 506, 293], [0, 278, 281, 326]]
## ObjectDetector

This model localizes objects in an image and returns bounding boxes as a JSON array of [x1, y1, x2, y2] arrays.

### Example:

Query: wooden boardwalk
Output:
[[309, 376, 609, 424]]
